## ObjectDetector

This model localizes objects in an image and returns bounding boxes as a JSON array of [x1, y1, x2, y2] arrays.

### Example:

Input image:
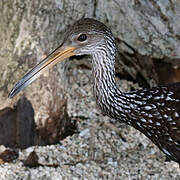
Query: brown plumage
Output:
[[9, 18, 180, 164]]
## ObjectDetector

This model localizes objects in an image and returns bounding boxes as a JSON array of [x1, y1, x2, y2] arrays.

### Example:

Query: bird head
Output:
[[8, 18, 115, 98], [63, 18, 114, 55]]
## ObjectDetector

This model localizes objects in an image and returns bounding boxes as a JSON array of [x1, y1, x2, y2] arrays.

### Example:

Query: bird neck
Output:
[[92, 50, 127, 119], [91, 41, 180, 164]]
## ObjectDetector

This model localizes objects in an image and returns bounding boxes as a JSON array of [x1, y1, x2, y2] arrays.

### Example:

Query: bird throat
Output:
[[92, 51, 122, 118]]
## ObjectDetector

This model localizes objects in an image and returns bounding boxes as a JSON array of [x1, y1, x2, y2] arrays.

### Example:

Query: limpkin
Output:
[[8, 18, 180, 164]]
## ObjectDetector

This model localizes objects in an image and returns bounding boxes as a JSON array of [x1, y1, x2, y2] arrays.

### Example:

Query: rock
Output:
[[96, 0, 180, 85], [0, 0, 94, 138], [0, 97, 35, 149]]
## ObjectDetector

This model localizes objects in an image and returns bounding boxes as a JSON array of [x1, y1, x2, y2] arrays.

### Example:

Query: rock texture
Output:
[[96, 0, 180, 59], [0, 0, 94, 142], [0, 97, 35, 149], [96, 0, 180, 85]]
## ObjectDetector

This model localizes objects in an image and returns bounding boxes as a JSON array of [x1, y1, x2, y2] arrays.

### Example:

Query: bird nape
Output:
[[8, 18, 180, 164]]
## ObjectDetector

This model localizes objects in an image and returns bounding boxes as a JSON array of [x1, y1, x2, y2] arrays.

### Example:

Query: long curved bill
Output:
[[8, 45, 76, 98]]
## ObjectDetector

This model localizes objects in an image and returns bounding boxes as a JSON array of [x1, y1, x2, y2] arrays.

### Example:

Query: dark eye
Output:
[[77, 34, 87, 41]]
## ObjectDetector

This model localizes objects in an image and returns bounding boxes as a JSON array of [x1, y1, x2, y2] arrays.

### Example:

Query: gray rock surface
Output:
[[96, 0, 180, 60], [0, 97, 35, 149], [0, 0, 94, 142]]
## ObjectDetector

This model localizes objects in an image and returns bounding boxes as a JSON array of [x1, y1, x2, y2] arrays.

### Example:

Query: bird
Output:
[[8, 18, 180, 164]]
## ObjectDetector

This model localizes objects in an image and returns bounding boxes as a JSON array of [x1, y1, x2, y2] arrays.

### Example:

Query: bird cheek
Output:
[[74, 48, 84, 56], [75, 47, 90, 56]]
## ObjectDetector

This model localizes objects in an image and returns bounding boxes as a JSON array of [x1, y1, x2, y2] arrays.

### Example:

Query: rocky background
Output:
[[0, 0, 179, 179]]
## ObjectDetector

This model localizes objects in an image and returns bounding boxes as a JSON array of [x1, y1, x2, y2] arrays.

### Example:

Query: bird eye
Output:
[[77, 34, 87, 42]]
